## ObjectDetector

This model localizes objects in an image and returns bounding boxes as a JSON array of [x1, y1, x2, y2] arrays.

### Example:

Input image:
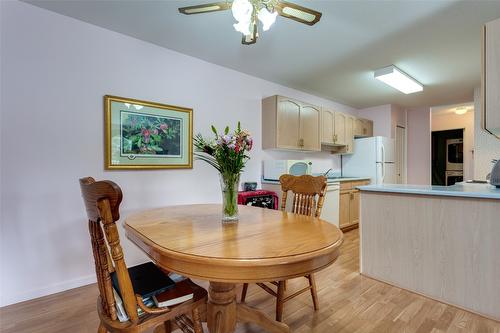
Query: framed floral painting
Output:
[[104, 95, 193, 169]]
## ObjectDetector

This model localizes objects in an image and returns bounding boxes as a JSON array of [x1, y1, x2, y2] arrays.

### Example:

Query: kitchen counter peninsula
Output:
[[358, 183, 500, 321], [358, 182, 500, 199]]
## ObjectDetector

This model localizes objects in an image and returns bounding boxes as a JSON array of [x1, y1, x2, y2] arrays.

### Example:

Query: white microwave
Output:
[[263, 160, 313, 181]]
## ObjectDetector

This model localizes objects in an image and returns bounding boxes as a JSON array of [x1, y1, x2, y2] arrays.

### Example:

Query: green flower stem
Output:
[[220, 173, 240, 221]]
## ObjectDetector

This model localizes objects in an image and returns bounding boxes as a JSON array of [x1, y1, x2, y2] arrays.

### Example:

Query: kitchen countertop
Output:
[[358, 183, 500, 200], [262, 177, 371, 185]]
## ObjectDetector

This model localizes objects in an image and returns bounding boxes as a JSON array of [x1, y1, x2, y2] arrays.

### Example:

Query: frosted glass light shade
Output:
[[258, 8, 277, 31], [232, 0, 253, 35], [374, 65, 423, 94]]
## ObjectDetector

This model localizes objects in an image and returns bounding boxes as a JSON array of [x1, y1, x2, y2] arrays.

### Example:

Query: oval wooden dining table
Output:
[[125, 204, 343, 333]]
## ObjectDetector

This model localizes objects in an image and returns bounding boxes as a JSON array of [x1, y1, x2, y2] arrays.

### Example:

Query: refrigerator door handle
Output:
[[381, 144, 386, 182]]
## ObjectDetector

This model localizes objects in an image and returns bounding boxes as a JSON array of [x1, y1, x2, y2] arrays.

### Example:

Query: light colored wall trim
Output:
[[1, 274, 96, 307]]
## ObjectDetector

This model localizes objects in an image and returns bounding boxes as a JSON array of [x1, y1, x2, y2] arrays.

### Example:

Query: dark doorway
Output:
[[432, 129, 464, 186]]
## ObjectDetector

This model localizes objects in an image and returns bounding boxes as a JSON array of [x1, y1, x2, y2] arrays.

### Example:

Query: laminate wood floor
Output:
[[1, 230, 499, 333]]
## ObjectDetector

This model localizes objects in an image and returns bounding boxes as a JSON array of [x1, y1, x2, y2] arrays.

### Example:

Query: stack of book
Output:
[[111, 263, 194, 322]]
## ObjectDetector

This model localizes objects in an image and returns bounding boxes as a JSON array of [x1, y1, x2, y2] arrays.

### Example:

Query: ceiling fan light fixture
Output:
[[178, 0, 322, 45], [374, 65, 423, 94], [258, 7, 278, 31]]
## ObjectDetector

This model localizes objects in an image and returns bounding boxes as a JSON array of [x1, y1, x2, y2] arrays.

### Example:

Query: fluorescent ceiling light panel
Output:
[[374, 65, 423, 94]]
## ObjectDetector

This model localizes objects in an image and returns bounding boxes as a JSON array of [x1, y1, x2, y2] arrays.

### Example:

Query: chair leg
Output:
[[241, 283, 249, 302], [307, 274, 319, 311], [164, 320, 172, 333], [97, 322, 107, 333], [192, 307, 203, 333], [275, 281, 285, 322]]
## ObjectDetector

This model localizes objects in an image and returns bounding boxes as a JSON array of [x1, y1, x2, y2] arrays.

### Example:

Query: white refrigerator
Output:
[[342, 136, 396, 184]]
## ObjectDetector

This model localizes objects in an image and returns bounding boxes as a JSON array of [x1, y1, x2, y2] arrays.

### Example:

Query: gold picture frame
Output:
[[104, 95, 193, 169]]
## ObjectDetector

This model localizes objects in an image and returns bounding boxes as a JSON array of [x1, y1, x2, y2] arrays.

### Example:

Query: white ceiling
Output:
[[24, 0, 500, 109], [432, 102, 474, 116]]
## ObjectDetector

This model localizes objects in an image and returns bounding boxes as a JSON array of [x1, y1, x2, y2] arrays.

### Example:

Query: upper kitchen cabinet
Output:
[[321, 108, 335, 144], [321, 108, 346, 145], [482, 17, 500, 139], [354, 118, 374, 137], [262, 95, 320, 151], [300, 103, 321, 150], [344, 115, 355, 154], [334, 112, 347, 145]]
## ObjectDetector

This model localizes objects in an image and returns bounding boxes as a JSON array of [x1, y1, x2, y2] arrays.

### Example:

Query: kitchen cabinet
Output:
[[339, 180, 370, 231], [482, 18, 500, 138], [262, 95, 320, 151], [344, 115, 355, 154], [276, 98, 300, 149], [334, 112, 347, 145], [322, 109, 356, 147], [339, 191, 351, 228], [354, 118, 374, 137], [321, 108, 335, 144], [300, 103, 321, 150]]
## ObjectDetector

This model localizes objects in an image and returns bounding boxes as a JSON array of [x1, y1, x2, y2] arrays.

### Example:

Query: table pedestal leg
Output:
[[207, 282, 237, 333]]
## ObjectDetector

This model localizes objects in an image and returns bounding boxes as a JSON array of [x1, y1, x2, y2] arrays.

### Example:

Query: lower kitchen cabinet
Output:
[[339, 180, 369, 231]]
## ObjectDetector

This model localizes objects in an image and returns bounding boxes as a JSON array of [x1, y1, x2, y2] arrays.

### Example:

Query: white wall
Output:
[[391, 104, 407, 137], [473, 87, 500, 179], [431, 110, 475, 181], [357, 104, 407, 139], [0, 1, 357, 306], [406, 107, 431, 184], [356, 105, 392, 138]]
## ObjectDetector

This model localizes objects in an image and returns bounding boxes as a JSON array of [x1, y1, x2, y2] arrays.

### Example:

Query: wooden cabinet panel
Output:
[[344, 116, 354, 154], [339, 191, 351, 228], [334, 112, 346, 145], [350, 190, 360, 225], [300, 104, 320, 151], [338, 180, 370, 231], [277, 98, 301, 149], [365, 120, 374, 137], [321, 109, 335, 144], [482, 18, 500, 138], [354, 118, 373, 138], [354, 118, 364, 137]]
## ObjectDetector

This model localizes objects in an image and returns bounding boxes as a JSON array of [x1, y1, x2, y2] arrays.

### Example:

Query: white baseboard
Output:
[[1, 274, 97, 307]]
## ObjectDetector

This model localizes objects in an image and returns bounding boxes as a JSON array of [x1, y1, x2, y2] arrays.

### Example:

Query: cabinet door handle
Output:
[[298, 138, 304, 147]]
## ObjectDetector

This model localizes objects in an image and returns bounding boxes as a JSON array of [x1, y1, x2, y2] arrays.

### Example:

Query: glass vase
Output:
[[219, 173, 240, 223]]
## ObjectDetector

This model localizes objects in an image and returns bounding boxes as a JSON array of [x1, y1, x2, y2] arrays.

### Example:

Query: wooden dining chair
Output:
[[79, 177, 207, 333], [240, 174, 328, 322]]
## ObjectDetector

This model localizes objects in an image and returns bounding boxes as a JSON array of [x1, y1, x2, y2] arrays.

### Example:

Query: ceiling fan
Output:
[[178, 0, 322, 45]]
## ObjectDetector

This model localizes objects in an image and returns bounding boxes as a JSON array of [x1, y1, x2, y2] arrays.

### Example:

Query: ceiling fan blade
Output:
[[178, 2, 231, 15], [275, 1, 322, 26]]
